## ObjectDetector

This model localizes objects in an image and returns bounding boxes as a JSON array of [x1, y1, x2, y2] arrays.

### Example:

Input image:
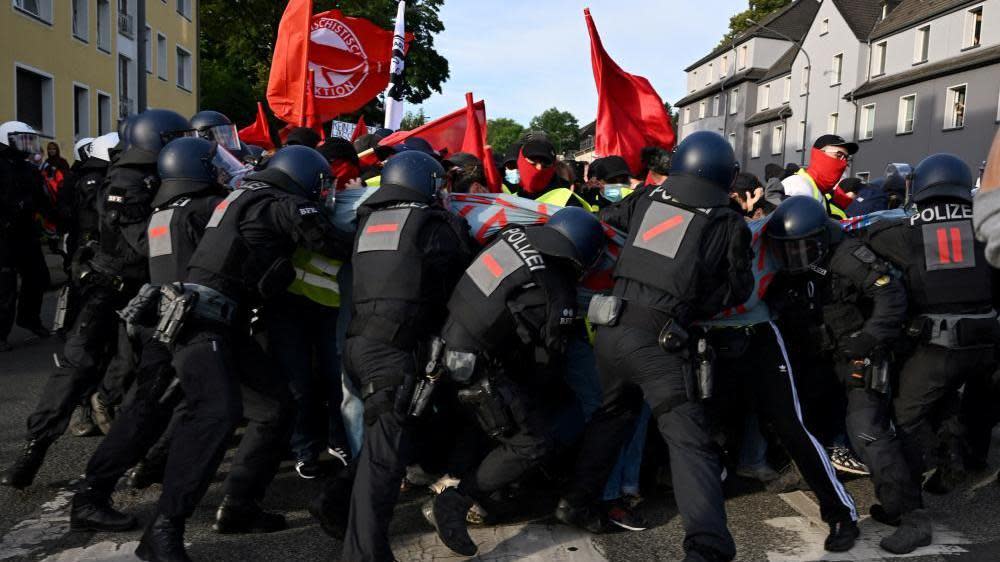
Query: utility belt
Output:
[[906, 311, 999, 349], [154, 283, 238, 345], [118, 283, 162, 337], [79, 262, 125, 292], [407, 336, 483, 419]]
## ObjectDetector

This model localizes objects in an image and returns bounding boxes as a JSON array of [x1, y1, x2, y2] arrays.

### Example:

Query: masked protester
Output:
[[512, 138, 594, 210], [0, 121, 50, 352], [586, 155, 635, 209], [309, 151, 477, 562], [640, 146, 671, 188], [779, 135, 856, 218], [318, 137, 362, 191], [442, 152, 488, 194]]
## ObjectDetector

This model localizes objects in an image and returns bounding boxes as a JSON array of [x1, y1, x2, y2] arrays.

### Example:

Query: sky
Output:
[[414, 0, 748, 126]]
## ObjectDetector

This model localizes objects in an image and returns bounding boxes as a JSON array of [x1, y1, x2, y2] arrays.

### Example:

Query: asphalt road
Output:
[[1, 286, 999, 562]]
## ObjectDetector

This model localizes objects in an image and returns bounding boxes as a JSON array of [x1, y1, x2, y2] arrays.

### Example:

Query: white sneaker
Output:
[[829, 446, 870, 475], [430, 474, 461, 495], [327, 447, 350, 467]]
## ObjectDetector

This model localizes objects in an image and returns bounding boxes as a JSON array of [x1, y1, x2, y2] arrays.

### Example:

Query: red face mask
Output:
[[330, 160, 361, 190], [807, 148, 849, 190], [517, 151, 556, 194]]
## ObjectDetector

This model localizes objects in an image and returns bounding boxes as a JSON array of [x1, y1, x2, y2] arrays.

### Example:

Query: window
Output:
[[728, 133, 736, 148], [898, 94, 915, 134], [857, 172, 871, 182], [946, 84, 967, 129], [119, 55, 133, 119], [721, 55, 729, 76], [699, 101, 707, 119], [73, 85, 90, 140], [783, 76, 791, 103], [176, 0, 192, 19], [914, 26, 930, 63], [751, 130, 762, 158], [873, 42, 887, 76], [860, 103, 876, 140], [177, 47, 192, 91], [760, 84, 770, 110], [144, 26, 152, 74], [831, 54, 843, 85], [880, 1, 889, 20], [729, 87, 740, 114], [691, 72, 698, 93], [72, 0, 89, 41], [13, 0, 52, 23], [797, 120, 806, 150], [965, 7, 983, 48], [97, 0, 111, 52], [15, 65, 54, 136], [738, 45, 748, 69], [118, 0, 134, 38], [713, 95, 720, 117], [772, 125, 784, 155], [707, 63, 714, 85], [684, 108, 691, 124], [157, 33, 168, 80], [828, 112, 839, 134], [801, 66, 810, 94], [820, 18, 829, 35], [97, 92, 112, 135]]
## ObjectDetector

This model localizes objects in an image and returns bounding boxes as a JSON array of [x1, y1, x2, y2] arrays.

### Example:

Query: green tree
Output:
[[399, 108, 427, 131], [486, 118, 524, 157], [717, 0, 792, 48], [528, 108, 580, 155], [198, 0, 450, 127], [664, 102, 679, 136]]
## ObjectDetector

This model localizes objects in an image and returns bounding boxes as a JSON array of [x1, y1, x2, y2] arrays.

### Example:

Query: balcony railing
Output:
[[118, 96, 134, 120], [118, 12, 134, 38]]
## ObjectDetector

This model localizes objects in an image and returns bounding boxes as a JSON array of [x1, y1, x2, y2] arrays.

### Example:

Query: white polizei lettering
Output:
[[912, 203, 974, 224], [503, 229, 546, 271]]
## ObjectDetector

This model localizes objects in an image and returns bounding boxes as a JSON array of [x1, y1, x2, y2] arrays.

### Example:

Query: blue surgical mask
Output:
[[602, 183, 628, 203], [505, 169, 520, 185]]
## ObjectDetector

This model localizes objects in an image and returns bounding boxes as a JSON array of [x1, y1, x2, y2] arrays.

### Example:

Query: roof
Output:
[[759, 46, 799, 83], [850, 43, 1000, 98], [684, 0, 821, 72], [745, 105, 793, 127], [674, 68, 768, 108], [831, 0, 887, 40], [579, 120, 596, 137], [870, 0, 979, 40]]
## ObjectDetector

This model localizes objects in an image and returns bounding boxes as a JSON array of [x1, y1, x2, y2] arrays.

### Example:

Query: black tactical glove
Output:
[[840, 331, 878, 360]]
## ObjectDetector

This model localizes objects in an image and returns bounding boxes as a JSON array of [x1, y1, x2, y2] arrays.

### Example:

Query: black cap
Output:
[[764, 163, 785, 182], [521, 139, 556, 166], [318, 137, 359, 166], [392, 136, 439, 157], [442, 151, 481, 170], [285, 127, 321, 149], [813, 134, 858, 155], [589, 156, 632, 182]]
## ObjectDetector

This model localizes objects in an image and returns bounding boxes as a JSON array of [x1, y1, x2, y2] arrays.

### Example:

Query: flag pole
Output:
[[383, 1, 406, 130], [300, 0, 314, 128]]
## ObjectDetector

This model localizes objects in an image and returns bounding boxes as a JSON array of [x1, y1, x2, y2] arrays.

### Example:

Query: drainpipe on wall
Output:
[[137, 0, 147, 112]]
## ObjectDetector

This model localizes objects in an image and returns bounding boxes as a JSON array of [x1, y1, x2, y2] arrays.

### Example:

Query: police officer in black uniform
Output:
[[862, 155, 996, 502], [428, 207, 606, 556], [134, 145, 349, 562], [0, 110, 191, 489], [556, 131, 753, 562], [765, 196, 924, 554], [190, 110, 243, 158], [69, 136, 229, 533]]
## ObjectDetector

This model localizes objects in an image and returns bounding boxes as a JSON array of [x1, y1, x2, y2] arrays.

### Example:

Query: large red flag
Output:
[[585, 8, 675, 174], [351, 114, 368, 142], [267, 0, 313, 124], [238, 102, 276, 150], [304, 69, 325, 137], [379, 101, 486, 157], [459, 93, 501, 192]]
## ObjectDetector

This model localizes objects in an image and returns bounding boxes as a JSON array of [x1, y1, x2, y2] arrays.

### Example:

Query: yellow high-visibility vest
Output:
[[795, 170, 847, 219], [535, 187, 597, 212], [287, 247, 342, 308]]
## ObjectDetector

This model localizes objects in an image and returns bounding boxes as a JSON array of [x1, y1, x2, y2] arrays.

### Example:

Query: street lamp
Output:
[[746, 18, 811, 165]]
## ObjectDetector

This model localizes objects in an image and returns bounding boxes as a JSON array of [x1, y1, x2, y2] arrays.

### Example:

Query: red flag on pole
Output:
[[351, 114, 368, 142], [266, 0, 313, 124], [459, 93, 501, 192], [238, 102, 276, 150], [379, 101, 486, 157], [304, 69, 326, 138], [585, 8, 675, 175]]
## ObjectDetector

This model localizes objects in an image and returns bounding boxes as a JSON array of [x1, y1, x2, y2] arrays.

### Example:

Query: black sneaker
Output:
[[829, 446, 869, 475], [295, 459, 323, 479], [327, 446, 350, 467], [430, 488, 478, 556], [213, 495, 287, 534], [606, 501, 648, 532], [824, 520, 859, 552]]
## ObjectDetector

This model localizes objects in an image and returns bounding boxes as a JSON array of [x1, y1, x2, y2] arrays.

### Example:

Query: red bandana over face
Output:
[[517, 150, 556, 194], [330, 160, 361, 191], [807, 148, 848, 190]]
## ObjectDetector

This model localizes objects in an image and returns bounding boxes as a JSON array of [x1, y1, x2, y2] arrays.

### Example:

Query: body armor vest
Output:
[[352, 203, 434, 306], [147, 194, 222, 285], [75, 168, 105, 240]]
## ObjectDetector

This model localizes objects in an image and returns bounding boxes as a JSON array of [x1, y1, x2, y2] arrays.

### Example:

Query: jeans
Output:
[[738, 414, 769, 470], [602, 404, 650, 501], [336, 263, 364, 457]]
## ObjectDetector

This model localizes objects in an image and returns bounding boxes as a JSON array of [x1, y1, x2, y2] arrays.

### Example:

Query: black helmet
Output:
[[130, 109, 194, 155], [154, 137, 222, 207], [190, 110, 241, 152], [911, 153, 973, 203], [253, 145, 332, 200], [380, 151, 446, 199], [530, 207, 606, 270], [765, 196, 838, 273], [669, 130, 739, 193]]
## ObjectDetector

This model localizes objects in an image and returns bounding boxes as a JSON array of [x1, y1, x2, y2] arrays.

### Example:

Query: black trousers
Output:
[[894, 344, 995, 478], [341, 335, 417, 562], [96, 322, 139, 406], [961, 361, 1000, 465], [0, 236, 50, 340], [157, 325, 292, 519], [567, 323, 736, 560], [710, 322, 857, 524], [26, 283, 125, 442]]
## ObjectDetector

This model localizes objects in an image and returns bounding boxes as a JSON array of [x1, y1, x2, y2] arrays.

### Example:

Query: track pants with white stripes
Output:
[[710, 322, 858, 524]]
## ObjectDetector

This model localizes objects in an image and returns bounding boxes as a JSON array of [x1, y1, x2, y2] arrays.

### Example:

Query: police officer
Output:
[[0, 110, 191, 489], [766, 197, 923, 554], [863, 155, 996, 496], [556, 131, 753, 562], [428, 207, 606, 556], [312, 150, 476, 562], [0, 121, 51, 352], [134, 145, 349, 561], [69, 137, 229, 533], [190, 110, 242, 156]]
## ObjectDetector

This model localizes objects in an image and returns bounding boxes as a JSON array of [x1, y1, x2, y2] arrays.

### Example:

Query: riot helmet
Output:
[[669, 131, 739, 191], [910, 153, 974, 203], [765, 196, 838, 274], [380, 150, 446, 199], [129, 109, 195, 155], [74, 137, 95, 162], [190, 110, 241, 152], [157, 137, 222, 186], [89, 132, 120, 163], [0, 121, 40, 156], [251, 145, 332, 200], [530, 207, 607, 271]]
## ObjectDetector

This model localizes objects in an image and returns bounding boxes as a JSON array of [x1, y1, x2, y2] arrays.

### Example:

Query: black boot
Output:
[[880, 508, 932, 554], [90, 392, 116, 435], [0, 438, 52, 488], [70, 488, 137, 532], [308, 475, 352, 540], [135, 514, 191, 562], [430, 488, 477, 556], [127, 459, 166, 490], [869, 504, 901, 526], [823, 520, 859, 552], [554, 498, 606, 534], [212, 495, 287, 534]]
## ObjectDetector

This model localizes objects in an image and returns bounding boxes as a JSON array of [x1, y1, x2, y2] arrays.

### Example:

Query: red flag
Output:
[[459, 93, 501, 192], [238, 102, 276, 150], [351, 114, 368, 142], [267, 0, 313, 124], [379, 101, 486, 157], [304, 69, 326, 138], [585, 8, 675, 174]]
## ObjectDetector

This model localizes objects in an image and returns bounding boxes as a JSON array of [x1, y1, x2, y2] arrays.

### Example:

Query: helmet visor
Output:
[[771, 238, 825, 273], [9, 132, 40, 155], [205, 124, 241, 152], [211, 144, 251, 188]]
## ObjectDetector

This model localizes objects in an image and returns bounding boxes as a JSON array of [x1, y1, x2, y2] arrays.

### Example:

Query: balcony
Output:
[[118, 96, 133, 120], [118, 12, 134, 38]]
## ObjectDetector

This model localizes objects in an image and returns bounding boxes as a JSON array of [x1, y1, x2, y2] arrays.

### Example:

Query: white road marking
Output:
[[40, 541, 140, 561], [392, 522, 607, 561], [0, 489, 74, 560]]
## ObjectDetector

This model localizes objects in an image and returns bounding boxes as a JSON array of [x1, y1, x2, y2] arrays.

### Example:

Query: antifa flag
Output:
[[459, 93, 501, 192], [379, 100, 487, 157], [585, 8, 675, 175], [238, 102, 276, 150]]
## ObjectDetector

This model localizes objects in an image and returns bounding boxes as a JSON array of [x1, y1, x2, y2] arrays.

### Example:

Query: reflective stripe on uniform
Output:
[[287, 247, 342, 307]]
